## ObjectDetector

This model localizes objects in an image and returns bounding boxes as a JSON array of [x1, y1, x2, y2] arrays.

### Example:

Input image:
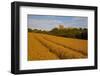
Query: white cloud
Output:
[[28, 19, 63, 30], [28, 16, 88, 30]]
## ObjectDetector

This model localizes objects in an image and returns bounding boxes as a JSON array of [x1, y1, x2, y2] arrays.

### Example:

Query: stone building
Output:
[[59, 25, 64, 29]]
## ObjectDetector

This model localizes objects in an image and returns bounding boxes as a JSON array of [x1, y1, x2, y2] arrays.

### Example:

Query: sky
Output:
[[28, 15, 88, 31]]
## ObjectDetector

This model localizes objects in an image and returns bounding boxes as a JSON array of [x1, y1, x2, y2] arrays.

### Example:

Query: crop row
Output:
[[28, 33, 59, 61], [33, 33, 86, 59], [37, 33, 87, 56]]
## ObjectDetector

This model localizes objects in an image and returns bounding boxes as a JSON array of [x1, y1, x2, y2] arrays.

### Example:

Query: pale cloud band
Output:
[[28, 15, 88, 31]]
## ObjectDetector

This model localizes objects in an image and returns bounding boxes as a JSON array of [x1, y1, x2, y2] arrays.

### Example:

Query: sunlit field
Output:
[[28, 32, 88, 61]]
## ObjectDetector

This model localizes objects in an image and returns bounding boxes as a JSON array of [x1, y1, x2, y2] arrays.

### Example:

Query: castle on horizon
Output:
[[58, 25, 64, 29]]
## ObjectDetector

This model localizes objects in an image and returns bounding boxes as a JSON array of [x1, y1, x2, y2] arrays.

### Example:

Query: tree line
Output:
[[28, 27, 88, 40]]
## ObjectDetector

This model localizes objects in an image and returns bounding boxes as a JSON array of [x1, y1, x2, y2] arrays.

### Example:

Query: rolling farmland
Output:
[[28, 33, 59, 61], [28, 32, 88, 61]]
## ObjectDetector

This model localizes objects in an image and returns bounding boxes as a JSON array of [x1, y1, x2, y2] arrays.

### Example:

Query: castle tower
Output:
[[59, 25, 64, 29]]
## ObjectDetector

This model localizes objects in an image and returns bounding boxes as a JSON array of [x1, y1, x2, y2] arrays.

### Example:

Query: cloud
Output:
[[28, 15, 88, 30], [28, 18, 63, 30], [62, 17, 88, 28]]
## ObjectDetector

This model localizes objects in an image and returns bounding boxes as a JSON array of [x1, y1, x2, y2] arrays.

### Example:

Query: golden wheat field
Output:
[[28, 32, 88, 61]]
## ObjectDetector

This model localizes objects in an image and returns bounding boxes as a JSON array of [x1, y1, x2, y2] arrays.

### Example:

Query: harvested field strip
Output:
[[28, 33, 59, 61], [34, 34, 86, 59], [42, 36, 87, 56], [38, 33, 87, 56]]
